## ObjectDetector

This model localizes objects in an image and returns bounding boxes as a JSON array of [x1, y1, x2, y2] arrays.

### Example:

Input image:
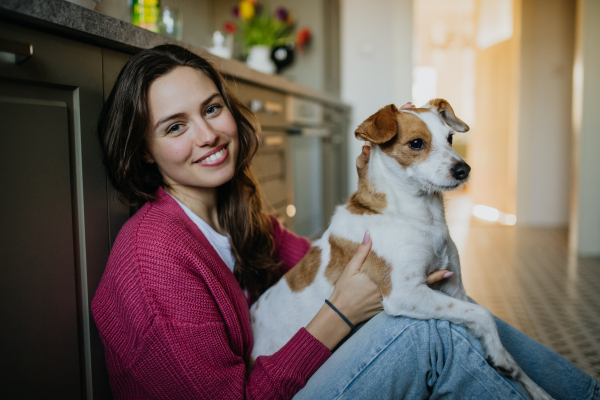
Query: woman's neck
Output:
[[166, 185, 225, 235]]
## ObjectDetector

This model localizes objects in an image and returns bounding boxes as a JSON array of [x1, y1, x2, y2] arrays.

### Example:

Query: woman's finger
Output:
[[345, 230, 372, 274], [425, 270, 454, 285], [356, 145, 371, 178], [399, 102, 415, 110]]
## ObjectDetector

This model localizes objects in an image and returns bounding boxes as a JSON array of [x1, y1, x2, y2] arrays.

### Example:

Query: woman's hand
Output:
[[327, 231, 382, 325], [305, 229, 453, 350]]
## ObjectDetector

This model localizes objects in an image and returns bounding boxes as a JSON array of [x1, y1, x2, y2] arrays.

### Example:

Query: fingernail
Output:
[[443, 272, 454, 278], [363, 229, 370, 244], [362, 146, 368, 155]]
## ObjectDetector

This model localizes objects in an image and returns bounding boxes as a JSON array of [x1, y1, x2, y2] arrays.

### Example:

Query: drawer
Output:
[[253, 152, 284, 182], [261, 179, 288, 208], [226, 79, 286, 128]]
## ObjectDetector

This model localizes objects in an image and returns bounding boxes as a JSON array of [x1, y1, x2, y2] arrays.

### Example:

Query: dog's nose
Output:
[[450, 162, 471, 180]]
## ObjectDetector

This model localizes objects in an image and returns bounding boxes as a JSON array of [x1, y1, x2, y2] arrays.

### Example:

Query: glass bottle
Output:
[[132, 0, 160, 33]]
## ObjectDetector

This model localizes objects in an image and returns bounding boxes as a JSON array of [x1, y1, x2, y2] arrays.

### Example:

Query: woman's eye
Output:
[[167, 123, 183, 134], [409, 139, 425, 150], [206, 104, 222, 115], [447, 134, 453, 146]]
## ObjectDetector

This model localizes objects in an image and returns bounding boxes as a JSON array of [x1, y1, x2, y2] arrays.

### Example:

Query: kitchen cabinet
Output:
[[0, 22, 111, 399]]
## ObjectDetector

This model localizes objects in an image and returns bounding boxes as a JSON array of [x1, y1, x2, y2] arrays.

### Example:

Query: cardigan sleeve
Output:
[[269, 215, 312, 275], [126, 316, 329, 400]]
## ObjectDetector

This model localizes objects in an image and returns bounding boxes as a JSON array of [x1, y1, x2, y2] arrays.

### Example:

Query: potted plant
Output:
[[230, 1, 295, 74]]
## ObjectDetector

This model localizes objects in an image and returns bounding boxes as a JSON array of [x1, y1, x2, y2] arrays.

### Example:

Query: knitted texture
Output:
[[91, 188, 329, 399]]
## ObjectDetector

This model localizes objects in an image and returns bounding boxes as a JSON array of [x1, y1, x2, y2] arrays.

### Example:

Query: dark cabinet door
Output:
[[0, 97, 82, 399], [0, 22, 109, 399]]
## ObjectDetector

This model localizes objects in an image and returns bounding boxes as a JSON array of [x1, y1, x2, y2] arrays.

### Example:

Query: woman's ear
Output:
[[143, 150, 155, 164], [355, 104, 399, 144]]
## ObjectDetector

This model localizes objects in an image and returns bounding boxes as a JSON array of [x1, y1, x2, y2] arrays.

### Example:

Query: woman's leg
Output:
[[295, 312, 531, 400], [495, 316, 600, 400]]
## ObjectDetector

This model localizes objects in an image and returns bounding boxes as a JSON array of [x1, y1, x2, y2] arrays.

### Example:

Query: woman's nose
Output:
[[193, 123, 219, 146]]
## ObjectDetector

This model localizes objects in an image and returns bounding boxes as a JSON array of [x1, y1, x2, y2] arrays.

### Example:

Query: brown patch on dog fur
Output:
[[325, 235, 392, 297], [435, 306, 442, 311], [355, 104, 399, 144], [379, 112, 433, 168], [285, 246, 322, 292], [346, 165, 387, 215], [448, 302, 454, 308], [251, 315, 256, 324]]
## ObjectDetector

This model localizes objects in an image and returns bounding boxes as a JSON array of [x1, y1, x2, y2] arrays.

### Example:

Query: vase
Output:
[[246, 45, 276, 74]]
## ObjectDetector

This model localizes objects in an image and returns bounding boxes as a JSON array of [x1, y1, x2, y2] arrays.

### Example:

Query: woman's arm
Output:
[[93, 214, 330, 400]]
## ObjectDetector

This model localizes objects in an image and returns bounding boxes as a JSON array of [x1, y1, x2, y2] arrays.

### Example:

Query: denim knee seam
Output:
[[441, 324, 530, 400], [332, 320, 422, 399]]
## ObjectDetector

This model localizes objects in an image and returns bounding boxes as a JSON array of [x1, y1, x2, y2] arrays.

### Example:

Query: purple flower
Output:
[[232, 5, 239, 18], [276, 7, 288, 21]]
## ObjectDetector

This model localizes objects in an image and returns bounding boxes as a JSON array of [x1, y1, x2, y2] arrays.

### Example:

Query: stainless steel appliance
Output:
[[232, 79, 349, 239]]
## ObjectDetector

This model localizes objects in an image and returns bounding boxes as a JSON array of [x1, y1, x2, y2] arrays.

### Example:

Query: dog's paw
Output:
[[486, 352, 519, 380]]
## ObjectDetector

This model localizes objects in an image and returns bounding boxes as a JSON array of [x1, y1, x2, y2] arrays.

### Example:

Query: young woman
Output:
[[91, 45, 599, 400]]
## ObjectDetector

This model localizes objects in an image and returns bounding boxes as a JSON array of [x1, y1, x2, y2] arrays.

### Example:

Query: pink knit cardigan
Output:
[[91, 188, 331, 399]]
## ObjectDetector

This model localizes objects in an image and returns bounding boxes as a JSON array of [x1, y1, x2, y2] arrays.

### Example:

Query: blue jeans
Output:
[[294, 312, 600, 399]]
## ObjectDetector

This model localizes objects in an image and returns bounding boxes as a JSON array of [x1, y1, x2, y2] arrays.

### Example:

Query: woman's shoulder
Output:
[[93, 196, 221, 330]]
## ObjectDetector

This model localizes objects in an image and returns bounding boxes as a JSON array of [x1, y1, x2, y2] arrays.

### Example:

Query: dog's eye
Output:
[[409, 139, 425, 150], [447, 134, 453, 146]]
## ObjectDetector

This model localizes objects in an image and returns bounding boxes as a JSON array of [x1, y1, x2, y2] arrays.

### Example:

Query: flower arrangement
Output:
[[228, 1, 298, 54]]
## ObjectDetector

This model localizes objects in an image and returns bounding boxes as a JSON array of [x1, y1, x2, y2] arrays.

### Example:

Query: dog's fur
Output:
[[250, 99, 552, 399]]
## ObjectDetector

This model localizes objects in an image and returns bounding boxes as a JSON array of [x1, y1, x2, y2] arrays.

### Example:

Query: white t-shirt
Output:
[[169, 195, 236, 273]]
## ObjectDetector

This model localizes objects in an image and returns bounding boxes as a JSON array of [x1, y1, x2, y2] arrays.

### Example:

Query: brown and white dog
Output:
[[250, 99, 552, 400]]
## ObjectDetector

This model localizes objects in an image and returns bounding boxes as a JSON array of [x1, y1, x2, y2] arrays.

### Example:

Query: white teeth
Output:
[[204, 148, 225, 163]]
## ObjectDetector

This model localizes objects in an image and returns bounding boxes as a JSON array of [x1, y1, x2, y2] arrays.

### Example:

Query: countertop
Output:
[[0, 0, 348, 108]]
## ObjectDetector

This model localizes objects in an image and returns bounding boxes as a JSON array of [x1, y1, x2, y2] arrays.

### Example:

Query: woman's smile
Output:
[[195, 143, 229, 166]]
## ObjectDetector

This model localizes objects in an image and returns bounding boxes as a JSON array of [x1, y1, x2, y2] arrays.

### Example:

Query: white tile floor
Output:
[[445, 194, 600, 380]]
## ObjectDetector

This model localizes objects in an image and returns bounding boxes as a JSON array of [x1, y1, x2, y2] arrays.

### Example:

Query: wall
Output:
[[517, 0, 575, 227], [469, 0, 576, 225], [469, 0, 521, 215], [570, 0, 600, 256], [341, 0, 413, 193]]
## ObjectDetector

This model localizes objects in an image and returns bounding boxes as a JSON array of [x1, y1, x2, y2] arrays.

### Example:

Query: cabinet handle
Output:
[[0, 38, 33, 64]]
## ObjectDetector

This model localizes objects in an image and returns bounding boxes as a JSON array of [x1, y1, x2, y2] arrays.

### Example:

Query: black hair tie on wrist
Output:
[[325, 299, 355, 330]]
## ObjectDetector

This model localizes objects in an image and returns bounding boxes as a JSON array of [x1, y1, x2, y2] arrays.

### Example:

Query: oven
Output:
[[230, 79, 349, 239]]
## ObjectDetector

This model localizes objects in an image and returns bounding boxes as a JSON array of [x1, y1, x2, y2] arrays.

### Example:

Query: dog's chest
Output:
[[369, 214, 450, 273]]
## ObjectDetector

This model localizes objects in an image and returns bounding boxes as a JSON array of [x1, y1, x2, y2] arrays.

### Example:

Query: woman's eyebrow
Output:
[[201, 92, 221, 108], [154, 112, 186, 131]]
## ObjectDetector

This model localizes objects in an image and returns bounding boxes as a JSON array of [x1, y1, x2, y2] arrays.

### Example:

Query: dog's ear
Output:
[[428, 99, 470, 132], [355, 104, 399, 143]]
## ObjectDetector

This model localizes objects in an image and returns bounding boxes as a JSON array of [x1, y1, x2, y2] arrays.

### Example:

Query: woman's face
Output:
[[145, 66, 239, 193]]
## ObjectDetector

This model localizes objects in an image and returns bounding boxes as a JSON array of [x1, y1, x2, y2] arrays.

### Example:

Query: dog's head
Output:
[[355, 99, 470, 192]]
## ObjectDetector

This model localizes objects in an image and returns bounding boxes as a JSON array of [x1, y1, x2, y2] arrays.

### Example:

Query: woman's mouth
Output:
[[197, 144, 229, 166]]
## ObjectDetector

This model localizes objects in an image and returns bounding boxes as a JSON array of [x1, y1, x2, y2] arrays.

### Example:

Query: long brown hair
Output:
[[98, 44, 280, 299]]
